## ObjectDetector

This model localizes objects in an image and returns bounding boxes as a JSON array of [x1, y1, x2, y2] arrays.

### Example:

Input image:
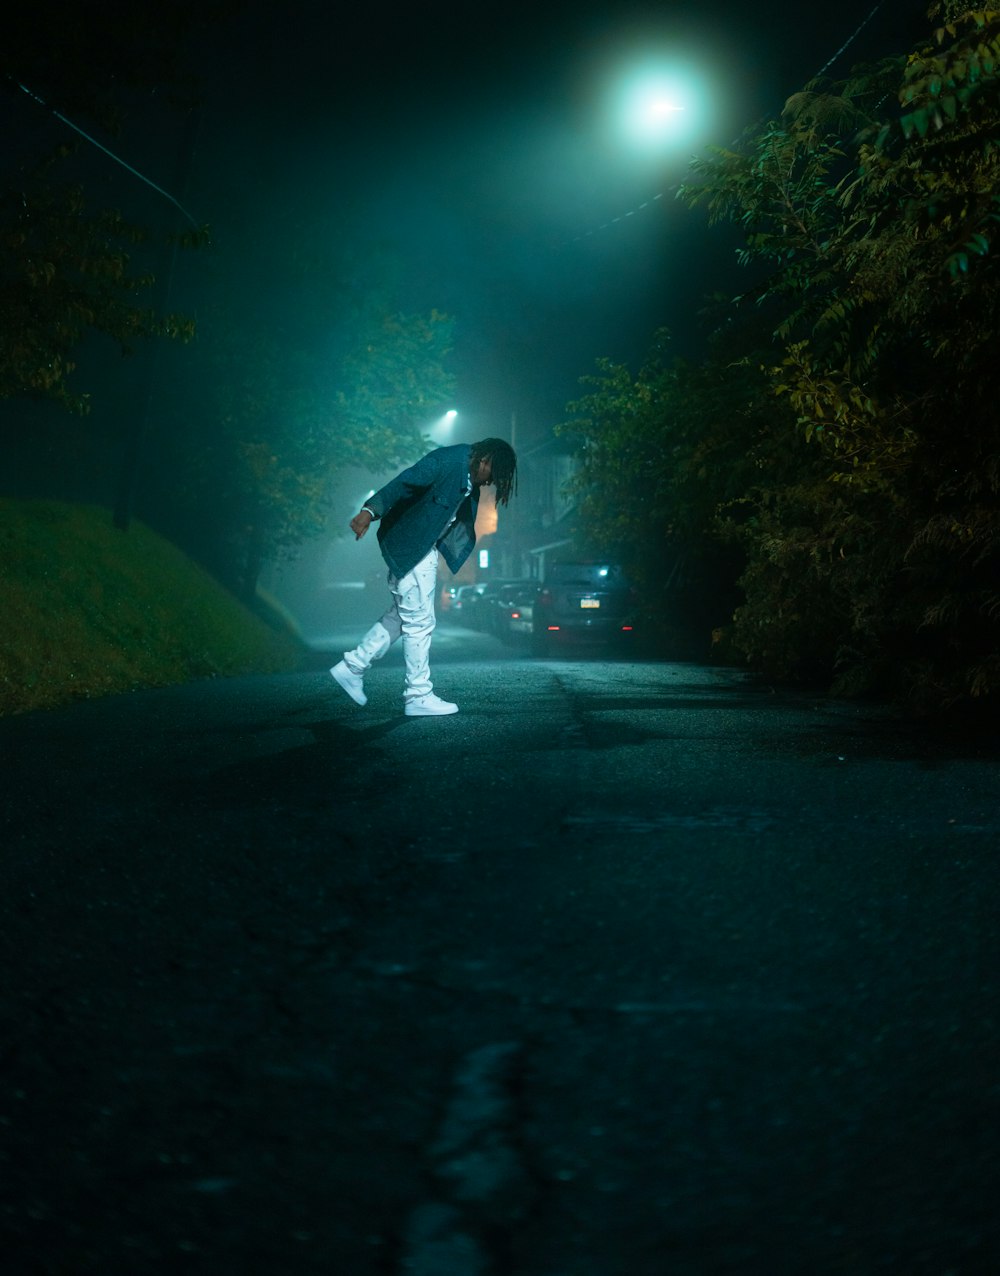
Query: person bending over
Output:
[[330, 438, 517, 716]]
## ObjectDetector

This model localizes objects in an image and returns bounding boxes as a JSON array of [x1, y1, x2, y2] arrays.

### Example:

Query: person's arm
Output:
[[350, 448, 457, 540]]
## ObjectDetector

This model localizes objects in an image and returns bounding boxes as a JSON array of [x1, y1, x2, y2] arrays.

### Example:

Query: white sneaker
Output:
[[404, 693, 458, 717], [331, 660, 367, 706]]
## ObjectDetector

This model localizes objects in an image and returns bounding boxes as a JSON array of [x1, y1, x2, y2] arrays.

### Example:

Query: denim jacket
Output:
[[365, 444, 479, 580]]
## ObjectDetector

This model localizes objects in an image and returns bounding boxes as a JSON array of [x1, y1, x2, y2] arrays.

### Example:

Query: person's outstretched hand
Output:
[[350, 509, 373, 540]]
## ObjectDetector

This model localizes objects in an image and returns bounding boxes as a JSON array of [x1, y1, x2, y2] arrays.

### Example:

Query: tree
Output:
[[0, 146, 201, 417], [558, 326, 792, 648], [1, 2, 214, 417], [665, 6, 1000, 707], [155, 263, 455, 601]]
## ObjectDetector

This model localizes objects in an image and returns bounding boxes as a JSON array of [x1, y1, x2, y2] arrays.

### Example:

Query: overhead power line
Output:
[[10, 77, 200, 228], [814, 0, 886, 78]]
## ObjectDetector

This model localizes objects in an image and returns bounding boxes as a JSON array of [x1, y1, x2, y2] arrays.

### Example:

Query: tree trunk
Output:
[[240, 520, 266, 606]]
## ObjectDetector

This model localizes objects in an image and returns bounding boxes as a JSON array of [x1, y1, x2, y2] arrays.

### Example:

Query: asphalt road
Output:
[[2, 622, 999, 1275]]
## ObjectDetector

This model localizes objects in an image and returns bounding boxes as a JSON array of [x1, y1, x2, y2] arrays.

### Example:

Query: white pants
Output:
[[342, 548, 438, 701]]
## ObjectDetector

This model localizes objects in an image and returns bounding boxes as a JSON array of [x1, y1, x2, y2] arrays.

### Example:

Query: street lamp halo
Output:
[[612, 58, 710, 150]]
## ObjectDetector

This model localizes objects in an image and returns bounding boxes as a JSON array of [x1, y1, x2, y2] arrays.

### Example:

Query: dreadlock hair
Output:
[[471, 438, 518, 507]]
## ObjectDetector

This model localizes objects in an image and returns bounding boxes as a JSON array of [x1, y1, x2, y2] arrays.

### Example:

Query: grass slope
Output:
[[0, 500, 303, 716]]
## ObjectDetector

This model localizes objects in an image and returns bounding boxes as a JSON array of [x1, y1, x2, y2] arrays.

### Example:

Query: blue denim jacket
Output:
[[365, 444, 478, 580]]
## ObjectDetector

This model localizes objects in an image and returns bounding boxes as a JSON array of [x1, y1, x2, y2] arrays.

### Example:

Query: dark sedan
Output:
[[531, 561, 637, 651]]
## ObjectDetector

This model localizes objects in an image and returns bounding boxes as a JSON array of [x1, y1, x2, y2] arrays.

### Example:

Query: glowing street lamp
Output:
[[605, 56, 713, 154], [429, 408, 460, 444], [622, 73, 699, 145], [646, 98, 685, 124]]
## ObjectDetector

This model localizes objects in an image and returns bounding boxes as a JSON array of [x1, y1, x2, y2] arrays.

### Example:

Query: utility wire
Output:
[[568, 0, 889, 245], [813, 0, 885, 78], [11, 77, 200, 228]]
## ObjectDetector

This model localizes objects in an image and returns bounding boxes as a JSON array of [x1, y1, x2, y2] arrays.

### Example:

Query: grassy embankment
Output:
[[0, 499, 303, 716]]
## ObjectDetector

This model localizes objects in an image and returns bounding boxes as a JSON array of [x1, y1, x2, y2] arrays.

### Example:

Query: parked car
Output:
[[531, 562, 637, 651], [448, 583, 486, 620], [499, 583, 541, 645], [469, 579, 532, 634]]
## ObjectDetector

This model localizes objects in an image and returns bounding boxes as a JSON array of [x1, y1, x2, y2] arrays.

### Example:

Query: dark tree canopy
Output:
[[563, 7, 1000, 711]]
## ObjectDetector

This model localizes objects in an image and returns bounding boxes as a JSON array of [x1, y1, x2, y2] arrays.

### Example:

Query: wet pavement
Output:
[[2, 629, 999, 1274]]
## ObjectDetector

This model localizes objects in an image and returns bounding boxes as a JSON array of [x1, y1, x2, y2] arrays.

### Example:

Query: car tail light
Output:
[[511, 610, 521, 619], [547, 625, 560, 632], [621, 625, 633, 632]]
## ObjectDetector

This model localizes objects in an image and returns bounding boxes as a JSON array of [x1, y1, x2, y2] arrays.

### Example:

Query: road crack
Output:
[[399, 1041, 537, 1274]]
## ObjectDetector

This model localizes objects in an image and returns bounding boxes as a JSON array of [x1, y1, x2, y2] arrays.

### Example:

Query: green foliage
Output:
[[566, 9, 1000, 709], [709, 8, 1000, 706], [3, 5, 456, 602], [0, 499, 301, 716], [333, 306, 456, 471], [0, 1, 219, 415], [557, 328, 787, 637], [0, 150, 197, 414], [158, 230, 456, 597]]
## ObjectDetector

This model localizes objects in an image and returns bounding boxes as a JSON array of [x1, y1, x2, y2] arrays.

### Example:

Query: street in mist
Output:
[[2, 625, 998, 1274]]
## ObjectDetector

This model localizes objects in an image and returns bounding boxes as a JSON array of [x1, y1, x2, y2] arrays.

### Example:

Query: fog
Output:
[[3, 0, 928, 633]]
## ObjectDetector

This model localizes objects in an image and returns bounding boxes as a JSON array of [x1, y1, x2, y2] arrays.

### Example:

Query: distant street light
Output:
[[429, 408, 460, 444]]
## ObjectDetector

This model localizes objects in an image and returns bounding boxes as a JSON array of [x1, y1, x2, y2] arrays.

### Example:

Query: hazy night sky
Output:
[[184, 0, 928, 445]]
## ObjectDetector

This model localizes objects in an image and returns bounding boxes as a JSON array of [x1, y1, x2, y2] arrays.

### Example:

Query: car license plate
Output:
[[580, 598, 600, 609]]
